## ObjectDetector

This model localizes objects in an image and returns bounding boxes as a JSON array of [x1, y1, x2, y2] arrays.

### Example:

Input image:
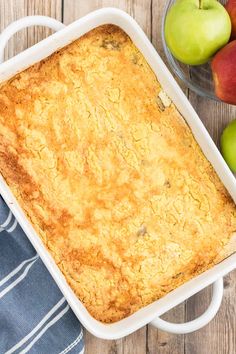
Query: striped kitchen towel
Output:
[[0, 196, 84, 354]]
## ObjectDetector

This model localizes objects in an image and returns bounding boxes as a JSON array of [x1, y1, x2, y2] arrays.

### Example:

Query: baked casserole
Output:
[[0, 24, 235, 323]]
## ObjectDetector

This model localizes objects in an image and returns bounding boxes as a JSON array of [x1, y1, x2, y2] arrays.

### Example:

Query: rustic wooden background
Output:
[[1, 0, 235, 353]]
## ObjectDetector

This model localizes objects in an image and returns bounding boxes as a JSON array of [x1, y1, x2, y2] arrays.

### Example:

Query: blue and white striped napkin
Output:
[[0, 196, 84, 354]]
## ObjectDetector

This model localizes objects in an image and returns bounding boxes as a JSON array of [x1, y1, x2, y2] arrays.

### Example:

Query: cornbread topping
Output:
[[0, 25, 235, 323]]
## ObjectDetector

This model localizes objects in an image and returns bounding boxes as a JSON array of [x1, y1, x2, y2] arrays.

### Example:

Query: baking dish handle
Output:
[[150, 277, 224, 334], [0, 16, 65, 63]]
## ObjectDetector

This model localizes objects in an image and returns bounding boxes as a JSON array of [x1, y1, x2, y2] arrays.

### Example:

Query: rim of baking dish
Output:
[[0, 8, 235, 339]]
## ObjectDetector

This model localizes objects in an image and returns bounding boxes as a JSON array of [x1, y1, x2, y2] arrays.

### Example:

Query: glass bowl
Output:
[[161, 0, 227, 101]]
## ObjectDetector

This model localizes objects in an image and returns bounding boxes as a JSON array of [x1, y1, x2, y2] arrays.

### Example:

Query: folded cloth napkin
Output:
[[0, 196, 84, 354]]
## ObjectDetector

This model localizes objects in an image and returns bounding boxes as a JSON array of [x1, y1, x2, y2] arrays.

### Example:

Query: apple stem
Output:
[[199, 0, 203, 9]]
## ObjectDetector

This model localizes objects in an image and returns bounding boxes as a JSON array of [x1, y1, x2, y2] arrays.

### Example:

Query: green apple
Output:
[[165, 0, 232, 65], [220, 119, 236, 172]]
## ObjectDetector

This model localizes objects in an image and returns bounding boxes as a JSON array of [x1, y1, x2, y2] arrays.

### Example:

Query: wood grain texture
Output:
[[26, 0, 62, 47], [1, 0, 236, 353], [0, 0, 27, 60], [147, 305, 185, 354], [63, 0, 152, 37], [0, 0, 62, 60], [185, 271, 236, 354]]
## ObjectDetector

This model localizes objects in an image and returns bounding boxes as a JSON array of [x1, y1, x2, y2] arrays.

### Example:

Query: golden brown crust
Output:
[[0, 24, 235, 323]]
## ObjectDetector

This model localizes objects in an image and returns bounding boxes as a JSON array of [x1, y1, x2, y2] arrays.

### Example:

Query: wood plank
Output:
[[0, 0, 62, 61], [122, 328, 147, 354], [63, 0, 132, 25], [63, 0, 151, 36], [151, 0, 166, 60], [84, 327, 147, 354], [26, 0, 62, 47], [185, 270, 236, 354], [0, 0, 28, 60], [63, 1, 151, 353], [188, 95, 236, 148], [147, 304, 185, 354]]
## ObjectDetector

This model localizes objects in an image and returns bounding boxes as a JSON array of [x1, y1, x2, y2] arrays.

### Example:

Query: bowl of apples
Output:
[[162, 0, 236, 104]]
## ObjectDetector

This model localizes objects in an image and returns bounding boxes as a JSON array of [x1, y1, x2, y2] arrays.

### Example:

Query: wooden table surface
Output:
[[1, 0, 235, 353]]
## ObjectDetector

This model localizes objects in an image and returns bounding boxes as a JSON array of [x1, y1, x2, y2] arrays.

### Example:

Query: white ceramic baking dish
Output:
[[0, 8, 235, 340]]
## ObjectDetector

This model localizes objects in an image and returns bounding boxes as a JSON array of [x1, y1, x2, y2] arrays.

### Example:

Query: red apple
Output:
[[225, 0, 236, 39], [211, 40, 236, 105]]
